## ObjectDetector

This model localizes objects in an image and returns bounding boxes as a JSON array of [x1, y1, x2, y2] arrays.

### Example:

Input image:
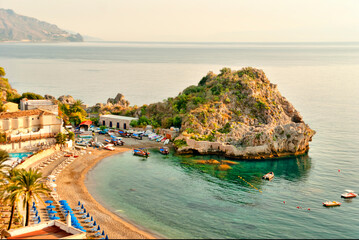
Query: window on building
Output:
[[124, 123, 127, 129], [117, 122, 120, 129], [103, 120, 105, 126], [109, 121, 113, 128]]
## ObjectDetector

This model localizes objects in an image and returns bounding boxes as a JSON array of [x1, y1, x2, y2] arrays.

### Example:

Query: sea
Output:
[[1, 41, 359, 238]]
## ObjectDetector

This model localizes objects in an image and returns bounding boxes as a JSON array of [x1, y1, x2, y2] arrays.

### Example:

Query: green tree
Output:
[[11, 168, 50, 226], [67, 132, 75, 141], [55, 133, 67, 147], [0, 67, 5, 77]]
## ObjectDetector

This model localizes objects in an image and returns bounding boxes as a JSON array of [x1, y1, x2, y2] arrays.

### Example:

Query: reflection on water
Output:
[[170, 151, 312, 190]]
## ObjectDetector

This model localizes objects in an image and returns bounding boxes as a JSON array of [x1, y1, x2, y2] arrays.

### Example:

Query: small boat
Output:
[[341, 190, 358, 198], [104, 144, 115, 151], [133, 148, 150, 157], [262, 172, 274, 180], [159, 147, 170, 155], [323, 201, 341, 207], [104, 139, 111, 143]]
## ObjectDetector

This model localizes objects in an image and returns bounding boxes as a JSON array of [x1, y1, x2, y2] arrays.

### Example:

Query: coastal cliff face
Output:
[[170, 67, 315, 159], [0, 9, 83, 42]]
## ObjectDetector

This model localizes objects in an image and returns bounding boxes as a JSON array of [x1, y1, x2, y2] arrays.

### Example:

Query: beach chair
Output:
[[94, 232, 101, 237]]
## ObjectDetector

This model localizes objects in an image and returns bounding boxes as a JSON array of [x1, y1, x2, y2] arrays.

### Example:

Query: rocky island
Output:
[[0, 9, 83, 42], [106, 67, 315, 159]]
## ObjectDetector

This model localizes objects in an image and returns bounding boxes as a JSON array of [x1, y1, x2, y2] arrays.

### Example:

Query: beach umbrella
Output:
[[59, 200, 67, 204], [105, 235, 108, 239], [86, 213, 90, 218], [81, 204, 84, 209], [78, 201, 81, 206], [46, 205, 55, 209], [32, 201, 36, 206], [35, 212, 38, 217], [97, 225, 100, 231], [49, 183, 57, 188], [83, 209, 87, 213], [102, 230, 105, 235], [48, 210, 57, 214], [93, 221, 97, 226], [45, 200, 53, 204], [52, 216, 60, 220], [63, 206, 71, 210], [90, 216, 93, 221], [48, 175, 55, 179]]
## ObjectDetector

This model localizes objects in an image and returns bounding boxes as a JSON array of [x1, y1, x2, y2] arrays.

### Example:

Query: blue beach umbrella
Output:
[[48, 210, 57, 214], [78, 201, 81, 205], [90, 216, 93, 221], [64, 206, 71, 210], [59, 200, 67, 204], [83, 209, 86, 213], [35, 212, 38, 217], [102, 230, 105, 235], [81, 204, 84, 209], [45, 200, 53, 204], [97, 225, 100, 231], [105, 235, 108, 239], [86, 213, 90, 218], [32, 201, 36, 206], [52, 216, 60, 220], [46, 205, 55, 209], [93, 221, 97, 226]]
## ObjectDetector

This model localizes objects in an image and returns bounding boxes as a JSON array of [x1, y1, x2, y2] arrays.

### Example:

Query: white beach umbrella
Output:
[[48, 175, 56, 179], [49, 183, 57, 188]]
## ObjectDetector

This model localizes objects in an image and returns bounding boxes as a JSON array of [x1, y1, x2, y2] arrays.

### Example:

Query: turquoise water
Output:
[[9, 152, 33, 159], [86, 150, 358, 239], [2, 42, 359, 238]]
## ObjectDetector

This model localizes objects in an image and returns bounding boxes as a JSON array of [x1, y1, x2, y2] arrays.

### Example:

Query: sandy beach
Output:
[[54, 138, 166, 239]]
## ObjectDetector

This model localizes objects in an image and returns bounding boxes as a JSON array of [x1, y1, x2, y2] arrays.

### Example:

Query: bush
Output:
[[211, 84, 224, 95], [90, 117, 99, 126], [130, 120, 138, 127], [173, 139, 188, 148], [218, 123, 231, 134], [173, 94, 188, 113], [183, 85, 204, 95]]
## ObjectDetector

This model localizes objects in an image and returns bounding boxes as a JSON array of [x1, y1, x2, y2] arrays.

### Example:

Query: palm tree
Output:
[[0, 150, 9, 173], [11, 168, 50, 226], [0, 168, 21, 230]]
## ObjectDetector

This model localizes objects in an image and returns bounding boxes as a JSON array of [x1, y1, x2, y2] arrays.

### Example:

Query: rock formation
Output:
[[58, 95, 76, 105], [87, 93, 131, 115], [107, 93, 130, 107], [171, 67, 315, 159]]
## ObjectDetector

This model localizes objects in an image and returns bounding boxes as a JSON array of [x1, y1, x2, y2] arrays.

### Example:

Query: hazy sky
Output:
[[0, 0, 358, 42]]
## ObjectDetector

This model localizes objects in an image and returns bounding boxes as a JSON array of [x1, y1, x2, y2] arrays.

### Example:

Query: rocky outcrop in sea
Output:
[[172, 68, 315, 159]]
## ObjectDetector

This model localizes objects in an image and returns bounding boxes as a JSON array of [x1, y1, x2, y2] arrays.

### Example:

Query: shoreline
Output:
[[55, 147, 159, 239]]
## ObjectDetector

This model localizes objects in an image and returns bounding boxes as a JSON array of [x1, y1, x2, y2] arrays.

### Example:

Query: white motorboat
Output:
[[341, 190, 358, 198]]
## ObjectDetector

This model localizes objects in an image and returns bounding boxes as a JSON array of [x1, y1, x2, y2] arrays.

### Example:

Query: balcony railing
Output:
[[0, 133, 56, 144]]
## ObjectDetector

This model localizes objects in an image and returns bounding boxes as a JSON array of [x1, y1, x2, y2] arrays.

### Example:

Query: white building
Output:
[[20, 99, 58, 115], [99, 114, 138, 130]]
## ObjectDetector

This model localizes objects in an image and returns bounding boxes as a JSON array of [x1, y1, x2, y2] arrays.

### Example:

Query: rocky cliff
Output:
[[171, 67, 315, 159], [0, 9, 83, 42]]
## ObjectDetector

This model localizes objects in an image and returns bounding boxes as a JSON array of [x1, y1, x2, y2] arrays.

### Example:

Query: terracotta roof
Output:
[[7, 226, 72, 239], [0, 109, 54, 119]]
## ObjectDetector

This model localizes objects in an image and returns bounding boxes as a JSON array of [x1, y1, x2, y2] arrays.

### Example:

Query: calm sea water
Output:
[[2, 42, 359, 238]]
